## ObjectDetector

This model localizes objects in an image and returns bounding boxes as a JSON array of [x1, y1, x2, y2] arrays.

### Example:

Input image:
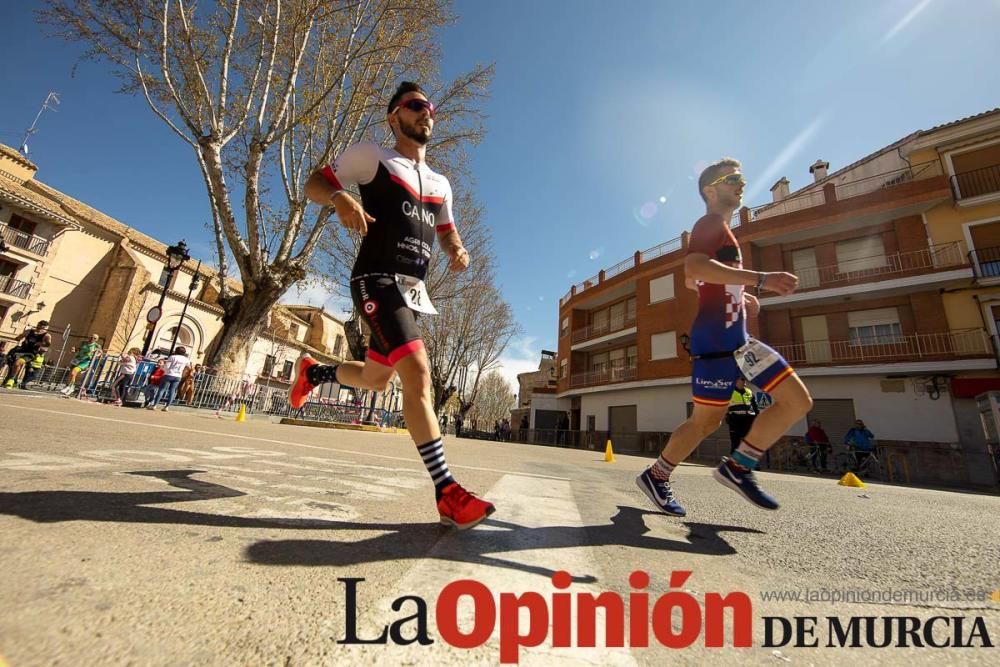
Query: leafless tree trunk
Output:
[[465, 370, 515, 431], [109, 283, 147, 354], [40, 0, 490, 373]]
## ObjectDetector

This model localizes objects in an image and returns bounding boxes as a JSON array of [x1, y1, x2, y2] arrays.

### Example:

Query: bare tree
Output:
[[420, 265, 520, 414], [465, 370, 515, 431], [40, 0, 491, 373], [111, 292, 146, 353]]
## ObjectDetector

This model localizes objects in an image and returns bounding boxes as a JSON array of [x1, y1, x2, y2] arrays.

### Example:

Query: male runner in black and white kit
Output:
[[293, 82, 495, 530]]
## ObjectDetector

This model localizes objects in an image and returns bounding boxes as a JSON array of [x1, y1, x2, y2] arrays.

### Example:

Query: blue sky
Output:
[[2, 0, 999, 387]]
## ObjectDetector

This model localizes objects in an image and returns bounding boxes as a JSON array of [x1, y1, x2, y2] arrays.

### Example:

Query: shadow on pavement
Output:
[[245, 505, 764, 582], [0, 470, 763, 583], [0, 469, 359, 530]]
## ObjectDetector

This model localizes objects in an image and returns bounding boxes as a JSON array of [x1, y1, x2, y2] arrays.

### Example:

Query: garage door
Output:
[[807, 399, 856, 444], [609, 405, 638, 452]]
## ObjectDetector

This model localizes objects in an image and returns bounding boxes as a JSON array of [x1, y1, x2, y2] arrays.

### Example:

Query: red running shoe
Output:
[[288, 354, 319, 409], [437, 483, 496, 530]]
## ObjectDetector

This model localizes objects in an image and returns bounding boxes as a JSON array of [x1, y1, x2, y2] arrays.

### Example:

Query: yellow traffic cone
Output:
[[838, 471, 865, 488], [235, 404, 247, 423], [604, 439, 616, 463]]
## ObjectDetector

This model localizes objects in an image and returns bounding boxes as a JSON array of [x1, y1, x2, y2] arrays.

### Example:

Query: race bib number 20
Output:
[[395, 274, 438, 315]]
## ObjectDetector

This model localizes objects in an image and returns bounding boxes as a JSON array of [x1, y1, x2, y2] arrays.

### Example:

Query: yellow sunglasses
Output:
[[709, 172, 746, 187]]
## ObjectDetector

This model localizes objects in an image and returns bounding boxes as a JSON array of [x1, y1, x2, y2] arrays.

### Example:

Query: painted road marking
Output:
[[336, 473, 637, 665], [0, 403, 570, 481]]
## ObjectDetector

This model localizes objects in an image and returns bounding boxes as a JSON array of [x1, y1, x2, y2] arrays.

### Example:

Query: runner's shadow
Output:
[[0, 471, 762, 583], [245, 505, 763, 582], [0, 469, 365, 530]]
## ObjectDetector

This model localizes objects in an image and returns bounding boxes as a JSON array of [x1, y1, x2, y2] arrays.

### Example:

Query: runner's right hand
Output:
[[761, 271, 798, 295], [332, 192, 376, 236]]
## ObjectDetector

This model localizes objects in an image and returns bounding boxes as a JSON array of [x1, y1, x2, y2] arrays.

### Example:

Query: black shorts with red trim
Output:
[[350, 274, 424, 367]]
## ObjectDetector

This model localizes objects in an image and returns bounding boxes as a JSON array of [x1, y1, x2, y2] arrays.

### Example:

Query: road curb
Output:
[[280, 417, 407, 435]]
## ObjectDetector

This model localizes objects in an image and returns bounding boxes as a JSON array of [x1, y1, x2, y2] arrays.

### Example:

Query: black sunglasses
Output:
[[393, 98, 435, 118]]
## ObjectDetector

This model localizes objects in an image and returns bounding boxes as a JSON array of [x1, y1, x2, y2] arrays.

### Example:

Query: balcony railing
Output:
[[785, 242, 966, 291], [773, 329, 992, 367], [951, 164, 1000, 200], [969, 246, 1000, 280], [561, 160, 948, 307], [833, 161, 942, 201], [0, 275, 32, 299], [0, 222, 51, 257], [746, 161, 944, 223], [571, 315, 637, 344], [570, 363, 638, 388]]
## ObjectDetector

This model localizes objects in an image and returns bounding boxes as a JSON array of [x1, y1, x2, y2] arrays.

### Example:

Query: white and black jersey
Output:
[[321, 142, 456, 282]]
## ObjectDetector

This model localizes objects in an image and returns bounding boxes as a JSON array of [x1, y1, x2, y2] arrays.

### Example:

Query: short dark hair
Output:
[[698, 157, 742, 203], [388, 82, 426, 113], [175, 346, 187, 356], [37, 320, 49, 327]]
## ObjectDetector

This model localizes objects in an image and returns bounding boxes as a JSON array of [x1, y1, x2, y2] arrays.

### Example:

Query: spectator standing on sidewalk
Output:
[[147, 346, 191, 412], [112, 347, 142, 405], [143, 360, 165, 406], [805, 419, 832, 472], [844, 419, 876, 471], [177, 364, 196, 405], [61, 334, 103, 396], [556, 412, 571, 444], [726, 377, 759, 454], [19, 354, 45, 390]]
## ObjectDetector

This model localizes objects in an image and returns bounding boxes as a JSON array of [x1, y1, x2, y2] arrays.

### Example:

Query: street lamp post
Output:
[[169, 259, 202, 355], [142, 240, 191, 356]]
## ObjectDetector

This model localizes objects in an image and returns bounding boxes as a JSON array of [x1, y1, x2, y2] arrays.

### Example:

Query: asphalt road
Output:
[[1, 391, 998, 666]]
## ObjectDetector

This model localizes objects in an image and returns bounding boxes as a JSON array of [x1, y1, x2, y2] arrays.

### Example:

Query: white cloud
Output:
[[492, 336, 543, 395]]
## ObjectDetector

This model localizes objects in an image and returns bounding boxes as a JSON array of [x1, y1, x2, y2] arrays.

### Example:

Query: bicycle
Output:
[[788, 439, 823, 473], [834, 445, 882, 481]]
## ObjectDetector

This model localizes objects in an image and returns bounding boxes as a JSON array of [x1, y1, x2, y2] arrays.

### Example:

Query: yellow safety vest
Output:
[[728, 388, 755, 415]]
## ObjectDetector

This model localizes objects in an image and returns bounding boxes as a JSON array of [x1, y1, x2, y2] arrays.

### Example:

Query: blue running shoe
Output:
[[713, 458, 780, 510], [636, 468, 687, 517]]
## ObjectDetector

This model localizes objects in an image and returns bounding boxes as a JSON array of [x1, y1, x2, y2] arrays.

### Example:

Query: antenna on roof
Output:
[[21, 92, 61, 156]]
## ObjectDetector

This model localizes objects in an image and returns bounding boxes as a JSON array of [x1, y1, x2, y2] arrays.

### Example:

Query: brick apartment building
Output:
[[554, 108, 1000, 487]]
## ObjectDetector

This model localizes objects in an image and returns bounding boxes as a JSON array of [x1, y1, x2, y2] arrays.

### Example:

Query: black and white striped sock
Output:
[[418, 439, 456, 498]]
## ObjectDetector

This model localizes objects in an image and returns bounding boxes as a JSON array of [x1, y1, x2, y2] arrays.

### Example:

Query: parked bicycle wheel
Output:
[[833, 453, 853, 475]]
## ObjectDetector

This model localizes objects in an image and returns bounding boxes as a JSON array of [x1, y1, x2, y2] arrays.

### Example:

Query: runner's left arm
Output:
[[436, 181, 469, 272]]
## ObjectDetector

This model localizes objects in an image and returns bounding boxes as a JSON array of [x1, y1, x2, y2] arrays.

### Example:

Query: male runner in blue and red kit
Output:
[[292, 82, 495, 530], [637, 158, 813, 516]]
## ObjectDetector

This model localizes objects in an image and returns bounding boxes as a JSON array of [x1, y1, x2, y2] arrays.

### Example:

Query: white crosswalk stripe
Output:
[[338, 474, 638, 665]]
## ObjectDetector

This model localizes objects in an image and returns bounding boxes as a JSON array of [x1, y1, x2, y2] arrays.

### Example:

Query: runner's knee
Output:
[[398, 360, 431, 396], [362, 364, 394, 392], [691, 410, 725, 436]]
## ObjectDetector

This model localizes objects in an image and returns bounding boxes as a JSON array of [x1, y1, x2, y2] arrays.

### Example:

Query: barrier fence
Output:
[[2, 353, 401, 427], [465, 428, 998, 491]]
